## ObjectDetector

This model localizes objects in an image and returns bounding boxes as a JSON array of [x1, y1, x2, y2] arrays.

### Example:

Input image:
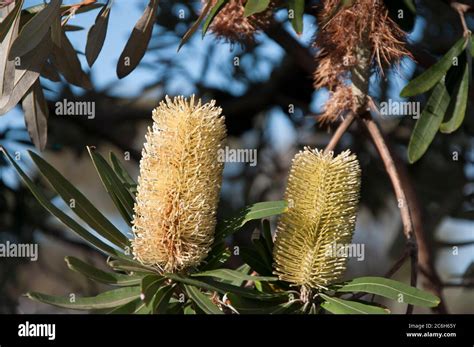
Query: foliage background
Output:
[[0, 0, 473, 313]]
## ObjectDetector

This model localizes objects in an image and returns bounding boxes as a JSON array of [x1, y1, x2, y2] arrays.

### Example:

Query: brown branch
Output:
[[323, 112, 356, 153], [360, 115, 448, 313]]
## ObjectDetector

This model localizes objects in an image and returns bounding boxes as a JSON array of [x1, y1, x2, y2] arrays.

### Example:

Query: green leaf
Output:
[[85, 0, 112, 67], [199, 241, 230, 271], [215, 200, 288, 241], [244, 0, 270, 17], [288, 0, 304, 35], [29, 150, 130, 249], [320, 294, 390, 314], [184, 304, 196, 314], [240, 246, 273, 276], [166, 273, 286, 300], [336, 276, 440, 308], [107, 257, 156, 274], [88, 147, 135, 226], [184, 285, 223, 314], [400, 37, 467, 97], [22, 80, 49, 151], [65, 256, 143, 286], [178, 0, 212, 51], [1, 148, 121, 257], [202, 0, 228, 38], [227, 293, 300, 314], [116, 0, 158, 78], [9, 0, 61, 58], [192, 269, 278, 282], [109, 152, 137, 196], [440, 61, 469, 133], [261, 219, 274, 255], [140, 275, 165, 305], [105, 299, 141, 314], [27, 287, 141, 310], [0, 0, 24, 43], [151, 285, 175, 313], [407, 78, 450, 163]]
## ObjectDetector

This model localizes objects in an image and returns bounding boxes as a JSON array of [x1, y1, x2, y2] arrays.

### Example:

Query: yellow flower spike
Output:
[[131, 95, 226, 273], [273, 148, 361, 290]]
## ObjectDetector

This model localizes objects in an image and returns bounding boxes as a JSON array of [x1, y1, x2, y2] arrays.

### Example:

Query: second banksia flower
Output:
[[132, 96, 226, 273], [273, 148, 361, 291]]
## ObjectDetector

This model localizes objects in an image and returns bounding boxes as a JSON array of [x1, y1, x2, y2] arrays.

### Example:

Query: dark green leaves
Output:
[[88, 147, 135, 226], [29, 150, 130, 249], [116, 0, 159, 78], [65, 256, 143, 286], [184, 285, 223, 314], [192, 269, 277, 282], [9, 0, 61, 58], [336, 277, 440, 307], [407, 78, 450, 163], [178, 0, 212, 51], [85, 0, 112, 67], [401, 37, 467, 97]]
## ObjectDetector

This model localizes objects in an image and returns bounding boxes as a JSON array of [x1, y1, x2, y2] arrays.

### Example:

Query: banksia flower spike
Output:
[[132, 96, 226, 273], [273, 148, 361, 291], [205, 0, 275, 45]]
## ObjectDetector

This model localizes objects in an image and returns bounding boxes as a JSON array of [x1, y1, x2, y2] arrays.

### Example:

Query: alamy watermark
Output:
[[379, 99, 420, 119], [0, 241, 38, 261], [55, 99, 95, 119], [217, 146, 257, 167], [325, 241, 365, 261]]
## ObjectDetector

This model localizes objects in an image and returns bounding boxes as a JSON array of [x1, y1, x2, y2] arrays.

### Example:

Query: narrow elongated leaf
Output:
[[9, 0, 61, 58], [107, 257, 156, 274], [88, 147, 135, 225], [216, 200, 288, 240], [50, 29, 92, 89], [166, 273, 286, 300], [320, 294, 390, 314], [140, 275, 165, 305], [29, 150, 130, 249], [244, 0, 270, 17], [109, 152, 137, 195], [261, 219, 273, 254], [41, 59, 61, 82], [116, 0, 158, 78], [240, 246, 273, 276], [288, 0, 304, 35], [65, 256, 143, 286], [0, 33, 51, 116], [151, 285, 175, 313], [199, 241, 230, 271], [400, 37, 467, 97], [1, 148, 121, 257], [85, 1, 112, 67], [192, 269, 277, 282], [336, 276, 440, 308], [22, 80, 48, 150], [227, 294, 300, 314], [178, 0, 212, 51], [407, 78, 450, 163], [184, 285, 223, 314], [0, 0, 23, 43], [105, 299, 142, 314], [440, 62, 469, 133], [202, 0, 228, 38], [27, 287, 141, 310]]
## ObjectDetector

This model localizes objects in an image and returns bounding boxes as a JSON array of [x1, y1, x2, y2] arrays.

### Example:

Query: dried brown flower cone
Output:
[[205, 0, 275, 45], [132, 96, 226, 273], [314, 0, 412, 123], [273, 148, 361, 290]]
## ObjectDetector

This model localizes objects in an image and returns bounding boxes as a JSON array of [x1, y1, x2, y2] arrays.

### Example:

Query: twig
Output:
[[450, 2, 472, 37], [360, 115, 448, 313], [323, 113, 356, 153]]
